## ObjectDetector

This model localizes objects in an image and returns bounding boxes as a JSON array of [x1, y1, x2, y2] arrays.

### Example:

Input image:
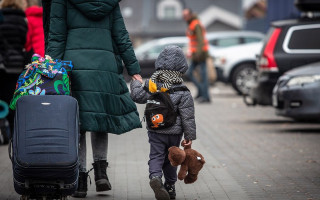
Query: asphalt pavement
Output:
[[1, 83, 320, 200]]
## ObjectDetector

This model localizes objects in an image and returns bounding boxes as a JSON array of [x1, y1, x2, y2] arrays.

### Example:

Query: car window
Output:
[[214, 38, 241, 48], [174, 43, 188, 54], [283, 25, 320, 53], [288, 28, 320, 50], [243, 37, 262, 44], [146, 43, 187, 59], [147, 45, 166, 59], [135, 41, 158, 56]]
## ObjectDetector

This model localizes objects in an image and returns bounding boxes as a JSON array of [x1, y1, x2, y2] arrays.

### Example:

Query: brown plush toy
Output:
[[168, 145, 205, 184]]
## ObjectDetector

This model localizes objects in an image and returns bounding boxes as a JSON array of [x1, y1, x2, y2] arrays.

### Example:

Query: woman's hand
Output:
[[132, 74, 143, 83]]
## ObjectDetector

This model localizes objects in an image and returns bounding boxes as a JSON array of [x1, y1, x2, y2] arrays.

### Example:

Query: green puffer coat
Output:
[[44, 0, 142, 134]]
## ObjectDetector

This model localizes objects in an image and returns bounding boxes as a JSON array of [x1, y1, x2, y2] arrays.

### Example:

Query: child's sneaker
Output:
[[164, 183, 176, 199], [149, 176, 170, 200]]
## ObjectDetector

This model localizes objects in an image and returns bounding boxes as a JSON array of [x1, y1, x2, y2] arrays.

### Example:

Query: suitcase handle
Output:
[[8, 138, 12, 161]]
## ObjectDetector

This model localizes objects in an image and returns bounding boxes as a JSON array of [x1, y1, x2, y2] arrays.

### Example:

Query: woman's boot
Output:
[[92, 160, 112, 192]]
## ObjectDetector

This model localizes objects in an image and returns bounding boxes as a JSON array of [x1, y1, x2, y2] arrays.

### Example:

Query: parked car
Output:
[[207, 31, 264, 51], [133, 31, 264, 79], [246, 17, 320, 106], [272, 62, 320, 120], [213, 42, 263, 94]]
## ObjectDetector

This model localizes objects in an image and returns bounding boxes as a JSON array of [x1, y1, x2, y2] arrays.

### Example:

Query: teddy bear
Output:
[[168, 145, 205, 184]]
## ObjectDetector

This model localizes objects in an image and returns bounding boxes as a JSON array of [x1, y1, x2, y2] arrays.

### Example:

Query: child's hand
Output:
[[132, 74, 143, 83], [181, 139, 192, 148]]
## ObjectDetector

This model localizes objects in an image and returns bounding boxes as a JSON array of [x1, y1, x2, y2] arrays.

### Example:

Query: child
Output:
[[130, 45, 196, 200]]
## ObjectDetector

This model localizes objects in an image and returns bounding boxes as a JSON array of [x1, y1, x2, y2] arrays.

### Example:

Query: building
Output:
[[120, 0, 243, 45], [244, 0, 300, 33]]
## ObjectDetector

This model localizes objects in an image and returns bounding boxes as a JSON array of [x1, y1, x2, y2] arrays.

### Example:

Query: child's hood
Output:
[[155, 45, 188, 74], [68, 0, 121, 21]]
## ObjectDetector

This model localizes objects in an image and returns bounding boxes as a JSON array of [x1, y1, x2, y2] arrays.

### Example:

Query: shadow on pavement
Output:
[[276, 128, 320, 134], [249, 118, 320, 124]]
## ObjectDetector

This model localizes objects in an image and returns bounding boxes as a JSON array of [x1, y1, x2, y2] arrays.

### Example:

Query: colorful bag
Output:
[[9, 54, 73, 110]]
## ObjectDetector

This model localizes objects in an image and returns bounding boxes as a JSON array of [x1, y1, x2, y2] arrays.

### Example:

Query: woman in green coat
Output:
[[43, 0, 142, 197]]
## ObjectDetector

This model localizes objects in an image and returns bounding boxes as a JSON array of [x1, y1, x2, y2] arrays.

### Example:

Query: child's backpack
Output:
[[144, 86, 189, 130]]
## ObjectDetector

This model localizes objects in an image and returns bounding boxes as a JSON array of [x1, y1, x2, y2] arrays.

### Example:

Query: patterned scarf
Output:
[[149, 70, 183, 92]]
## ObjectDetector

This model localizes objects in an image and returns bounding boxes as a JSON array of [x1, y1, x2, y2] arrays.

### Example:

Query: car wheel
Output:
[[0, 126, 9, 145], [231, 63, 258, 95]]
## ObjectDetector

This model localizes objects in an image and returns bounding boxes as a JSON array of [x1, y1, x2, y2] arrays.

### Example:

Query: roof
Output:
[[272, 18, 320, 28], [206, 31, 265, 39]]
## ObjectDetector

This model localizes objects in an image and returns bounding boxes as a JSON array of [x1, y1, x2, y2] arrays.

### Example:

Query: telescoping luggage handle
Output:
[[8, 138, 12, 161]]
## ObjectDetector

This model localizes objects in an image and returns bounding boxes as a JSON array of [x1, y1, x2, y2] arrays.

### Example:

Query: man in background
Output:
[[183, 8, 211, 103]]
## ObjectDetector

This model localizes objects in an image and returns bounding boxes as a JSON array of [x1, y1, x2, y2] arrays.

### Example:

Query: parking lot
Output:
[[1, 83, 320, 200]]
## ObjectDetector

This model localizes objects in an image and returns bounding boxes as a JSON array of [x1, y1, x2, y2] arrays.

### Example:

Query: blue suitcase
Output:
[[9, 95, 79, 199]]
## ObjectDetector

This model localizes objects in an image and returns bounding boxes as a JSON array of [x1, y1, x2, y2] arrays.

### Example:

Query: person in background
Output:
[[25, 0, 44, 58], [183, 8, 211, 103], [0, 0, 28, 133], [43, 0, 142, 198]]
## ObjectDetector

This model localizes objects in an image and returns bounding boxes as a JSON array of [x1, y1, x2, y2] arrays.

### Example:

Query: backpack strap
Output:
[[143, 85, 189, 94], [143, 85, 151, 94], [168, 86, 190, 94]]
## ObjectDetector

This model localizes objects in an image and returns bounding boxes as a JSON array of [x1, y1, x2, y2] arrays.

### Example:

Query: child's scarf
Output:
[[149, 70, 183, 93]]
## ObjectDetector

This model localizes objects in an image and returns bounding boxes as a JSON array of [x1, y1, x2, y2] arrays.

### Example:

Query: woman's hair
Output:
[[0, 0, 26, 10]]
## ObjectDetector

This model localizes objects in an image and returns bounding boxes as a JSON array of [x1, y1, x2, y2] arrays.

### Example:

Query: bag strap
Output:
[[8, 138, 12, 161], [143, 85, 189, 94], [143, 85, 150, 93], [168, 86, 190, 94]]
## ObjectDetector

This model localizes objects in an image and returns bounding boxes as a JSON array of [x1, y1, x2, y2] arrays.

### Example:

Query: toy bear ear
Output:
[[168, 146, 186, 165]]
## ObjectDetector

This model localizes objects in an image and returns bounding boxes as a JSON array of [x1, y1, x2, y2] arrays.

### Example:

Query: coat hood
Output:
[[25, 6, 43, 17], [155, 45, 188, 73], [68, 0, 120, 21]]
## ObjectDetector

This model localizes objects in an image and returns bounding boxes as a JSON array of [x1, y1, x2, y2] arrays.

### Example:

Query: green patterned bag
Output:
[[9, 54, 73, 110]]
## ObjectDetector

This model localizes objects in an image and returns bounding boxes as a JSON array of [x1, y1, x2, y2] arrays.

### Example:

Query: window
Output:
[[145, 42, 187, 59], [147, 45, 166, 59], [215, 38, 241, 48], [283, 24, 320, 53], [157, 0, 182, 20], [164, 6, 176, 19], [243, 37, 262, 44]]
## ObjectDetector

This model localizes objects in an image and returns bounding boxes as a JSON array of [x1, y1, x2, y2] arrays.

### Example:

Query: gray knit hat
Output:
[[155, 45, 188, 74]]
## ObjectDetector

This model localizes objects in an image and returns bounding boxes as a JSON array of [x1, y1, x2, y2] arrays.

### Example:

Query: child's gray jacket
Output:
[[130, 79, 196, 140]]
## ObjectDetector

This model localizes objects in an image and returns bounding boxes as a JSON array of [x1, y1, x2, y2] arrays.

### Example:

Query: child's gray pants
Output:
[[79, 131, 108, 172], [148, 131, 182, 185]]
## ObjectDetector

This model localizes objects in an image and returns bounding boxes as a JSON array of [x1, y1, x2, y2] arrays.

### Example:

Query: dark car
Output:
[[246, 1, 320, 106], [272, 62, 320, 120], [247, 19, 320, 106]]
